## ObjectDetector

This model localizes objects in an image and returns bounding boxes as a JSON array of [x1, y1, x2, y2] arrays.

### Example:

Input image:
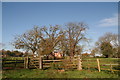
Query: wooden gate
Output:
[[24, 56, 82, 70], [24, 57, 42, 69]]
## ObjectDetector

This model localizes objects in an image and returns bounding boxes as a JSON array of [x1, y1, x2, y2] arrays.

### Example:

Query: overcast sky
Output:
[[2, 2, 118, 52]]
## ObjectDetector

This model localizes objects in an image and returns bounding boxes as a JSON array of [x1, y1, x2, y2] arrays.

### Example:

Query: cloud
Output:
[[98, 14, 118, 27]]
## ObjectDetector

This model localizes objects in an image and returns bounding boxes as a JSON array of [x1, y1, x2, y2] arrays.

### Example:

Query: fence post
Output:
[[24, 57, 26, 68], [110, 63, 114, 73], [97, 59, 101, 72], [77, 56, 82, 70], [39, 56, 43, 69], [24, 56, 29, 69], [87, 59, 90, 70], [14, 59, 17, 69]]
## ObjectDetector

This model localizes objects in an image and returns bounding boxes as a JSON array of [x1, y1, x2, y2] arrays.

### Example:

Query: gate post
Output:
[[97, 59, 101, 72], [39, 56, 43, 69], [77, 56, 82, 70], [24, 56, 29, 69]]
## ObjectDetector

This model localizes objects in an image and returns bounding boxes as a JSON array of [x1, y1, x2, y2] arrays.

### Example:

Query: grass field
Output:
[[2, 57, 120, 79], [2, 69, 120, 78]]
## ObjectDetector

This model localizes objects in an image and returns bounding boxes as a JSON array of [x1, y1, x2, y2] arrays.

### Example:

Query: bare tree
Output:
[[12, 26, 42, 56], [37, 25, 65, 56], [64, 22, 88, 58]]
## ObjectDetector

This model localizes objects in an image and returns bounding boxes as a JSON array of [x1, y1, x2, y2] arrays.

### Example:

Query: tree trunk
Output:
[[32, 50, 36, 57]]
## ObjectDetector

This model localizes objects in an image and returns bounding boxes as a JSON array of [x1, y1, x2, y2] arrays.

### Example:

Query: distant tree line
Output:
[[92, 32, 119, 58], [0, 49, 24, 57]]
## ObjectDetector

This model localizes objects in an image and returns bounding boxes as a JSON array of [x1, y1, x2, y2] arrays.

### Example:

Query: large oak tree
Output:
[[12, 27, 42, 56], [64, 22, 88, 58], [12, 25, 65, 57]]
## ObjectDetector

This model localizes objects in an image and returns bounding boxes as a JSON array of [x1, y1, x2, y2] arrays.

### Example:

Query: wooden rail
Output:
[[82, 58, 120, 72], [101, 64, 119, 66], [43, 60, 63, 62]]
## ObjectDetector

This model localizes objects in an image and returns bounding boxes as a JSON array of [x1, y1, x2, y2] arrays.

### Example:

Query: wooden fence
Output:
[[2, 57, 120, 72], [2, 58, 24, 69], [82, 58, 120, 72]]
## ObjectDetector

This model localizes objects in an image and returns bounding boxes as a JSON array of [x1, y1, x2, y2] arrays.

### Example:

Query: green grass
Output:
[[2, 69, 119, 78]]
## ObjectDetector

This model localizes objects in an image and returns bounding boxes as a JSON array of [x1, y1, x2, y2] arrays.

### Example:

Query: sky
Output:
[[2, 2, 118, 52]]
